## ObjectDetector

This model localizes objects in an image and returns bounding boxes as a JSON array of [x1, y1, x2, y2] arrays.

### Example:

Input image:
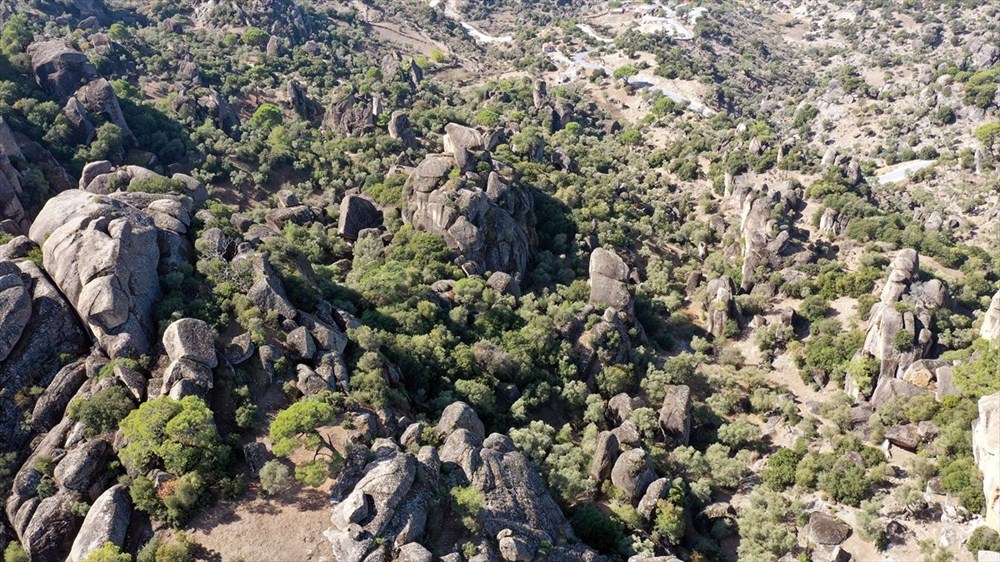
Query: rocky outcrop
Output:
[[388, 111, 417, 148], [28, 190, 176, 359], [735, 184, 795, 292], [22, 490, 83, 562], [589, 430, 619, 482], [325, 404, 601, 561], [161, 318, 216, 399], [611, 448, 657, 504], [808, 512, 852, 545], [403, 123, 536, 278], [658, 384, 691, 445], [974, 391, 1000, 533], [857, 249, 944, 389], [67, 484, 131, 562], [324, 89, 376, 136], [28, 40, 99, 98], [589, 248, 631, 311], [705, 276, 741, 339], [338, 194, 383, 241], [73, 78, 135, 143], [981, 291, 1000, 344], [0, 255, 89, 452], [0, 118, 30, 234]]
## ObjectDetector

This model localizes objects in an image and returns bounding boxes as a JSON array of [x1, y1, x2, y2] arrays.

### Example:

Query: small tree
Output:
[[612, 64, 638, 84], [259, 460, 291, 496], [451, 485, 484, 533], [82, 542, 131, 562]]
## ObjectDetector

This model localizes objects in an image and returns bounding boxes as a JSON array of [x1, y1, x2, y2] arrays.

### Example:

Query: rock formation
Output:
[[857, 249, 945, 388], [589, 247, 631, 311], [981, 291, 1000, 343], [403, 123, 536, 278], [734, 183, 795, 292], [27, 188, 193, 359], [974, 391, 1000, 533], [705, 276, 741, 338]]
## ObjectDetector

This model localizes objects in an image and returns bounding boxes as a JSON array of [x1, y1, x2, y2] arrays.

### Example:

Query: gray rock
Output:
[[28, 190, 165, 359], [31, 361, 88, 431], [63, 97, 96, 144], [658, 384, 691, 445], [973, 391, 1000, 532], [981, 291, 1000, 344], [589, 430, 619, 482], [66, 484, 131, 562], [437, 401, 486, 442], [286, 326, 317, 360], [224, 332, 256, 365], [497, 529, 533, 562], [884, 424, 921, 450], [871, 378, 927, 408], [808, 512, 852, 545], [28, 40, 98, 98], [339, 195, 383, 241], [388, 111, 416, 148], [324, 89, 375, 136], [54, 439, 109, 492], [706, 276, 740, 339], [611, 448, 656, 504], [163, 318, 217, 367], [589, 248, 630, 310], [74, 78, 135, 143], [22, 491, 83, 562], [0, 261, 32, 362], [637, 477, 669, 520], [397, 543, 433, 562]]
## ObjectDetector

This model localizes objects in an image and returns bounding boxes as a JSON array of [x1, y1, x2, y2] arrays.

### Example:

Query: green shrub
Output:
[[68, 385, 135, 436], [761, 448, 801, 490], [259, 460, 291, 496], [3, 542, 28, 562], [968, 526, 1000, 554]]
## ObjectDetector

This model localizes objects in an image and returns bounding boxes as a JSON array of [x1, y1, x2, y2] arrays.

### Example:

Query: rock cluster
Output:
[[734, 183, 796, 293], [705, 276, 741, 339], [28, 189, 193, 359], [325, 402, 601, 561], [28, 40, 135, 143], [857, 249, 945, 387], [403, 123, 536, 278], [160, 318, 217, 399]]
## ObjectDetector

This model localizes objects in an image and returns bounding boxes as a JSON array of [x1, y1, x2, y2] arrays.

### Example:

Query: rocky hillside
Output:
[[1, 0, 1000, 561]]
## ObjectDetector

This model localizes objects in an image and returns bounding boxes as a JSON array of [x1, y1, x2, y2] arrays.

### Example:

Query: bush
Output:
[[294, 460, 329, 488], [717, 417, 761, 450], [3, 542, 27, 562], [798, 295, 830, 322], [968, 526, 1000, 554], [761, 448, 800, 490], [82, 542, 131, 562], [570, 504, 625, 555], [68, 385, 135, 436], [259, 460, 291, 496], [128, 176, 186, 194], [451, 485, 484, 533]]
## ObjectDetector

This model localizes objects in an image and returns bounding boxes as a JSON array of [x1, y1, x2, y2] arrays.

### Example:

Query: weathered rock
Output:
[[497, 529, 533, 562], [871, 378, 927, 408], [339, 195, 383, 241], [163, 318, 217, 367], [637, 477, 669, 520], [705, 276, 741, 339], [388, 111, 416, 148], [74, 78, 135, 143], [28, 190, 165, 359], [982, 291, 1000, 344], [884, 424, 921, 450], [66, 484, 131, 562], [28, 40, 98, 98], [437, 401, 485, 442], [54, 439, 109, 492], [808, 512, 852, 545], [397, 543, 433, 562], [63, 97, 96, 144], [589, 248, 631, 310], [286, 326, 317, 360], [611, 448, 657, 504], [974, 391, 1000, 533], [658, 385, 691, 445], [324, 89, 375, 136], [22, 491, 83, 562], [31, 361, 88, 431], [0, 261, 32, 362], [403, 125, 535, 278], [737, 186, 793, 292], [589, 431, 619, 482]]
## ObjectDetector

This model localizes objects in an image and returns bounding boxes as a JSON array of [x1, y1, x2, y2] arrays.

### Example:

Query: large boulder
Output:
[[28, 190, 165, 359], [589, 430, 619, 482], [736, 185, 793, 292], [163, 318, 217, 367], [0, 260, 32, 362], [0, 118, 29, 234], [324, 89, 375, 136], [611, 448, 657, 504], [859, 249, 942, 382], [436, 401, 486, 443], [53, 439, 109, 492], [66, 484, 131, 562], [974, 391, 1000, 533], [403, 124, 535, 278], [807, 512, 852, 545], [705, 277, 740, 339], [28, 40, 99, 98], [73, 78, 135, 143], [338, 195, 383, 241], [658, 385, 692, 445], [21, 491, 83, 562], [981, 291, 1000, 344], [589, 248, 631, 311]]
